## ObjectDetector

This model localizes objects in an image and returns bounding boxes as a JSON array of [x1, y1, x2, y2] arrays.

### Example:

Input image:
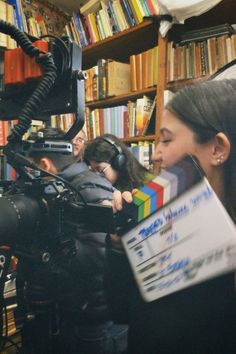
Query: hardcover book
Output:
[[107, 59, 131, 96]]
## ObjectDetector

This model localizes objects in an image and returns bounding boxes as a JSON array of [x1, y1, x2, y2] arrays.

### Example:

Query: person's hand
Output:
[[112, 189, 137, 212]]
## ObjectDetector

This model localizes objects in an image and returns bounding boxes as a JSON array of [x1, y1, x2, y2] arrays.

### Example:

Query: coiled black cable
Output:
[[0, 20, 57, 142], [40, 34, 71, 76]]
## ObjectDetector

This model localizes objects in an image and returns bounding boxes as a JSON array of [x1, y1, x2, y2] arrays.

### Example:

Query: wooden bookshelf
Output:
[[165, 0, 236, 93], [82, 19, 161, 144], [166, 76, 210, 92], [82, 20, 159, 70], [121, 134, 156, 143], [86, 86, 156, 109]]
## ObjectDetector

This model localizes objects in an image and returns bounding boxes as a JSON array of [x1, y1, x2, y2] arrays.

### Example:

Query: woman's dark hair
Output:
[[84, 134, 151, 191], [166, 79, 236, 221]]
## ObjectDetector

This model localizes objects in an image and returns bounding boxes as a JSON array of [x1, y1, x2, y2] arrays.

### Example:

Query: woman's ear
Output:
[[212, 132, 231, 165]]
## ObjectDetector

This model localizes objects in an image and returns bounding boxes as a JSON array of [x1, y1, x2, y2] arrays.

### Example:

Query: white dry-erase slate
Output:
[[121, 170, 236, 302]]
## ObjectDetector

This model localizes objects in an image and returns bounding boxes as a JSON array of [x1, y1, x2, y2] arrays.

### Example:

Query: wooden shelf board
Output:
[[86, 87, 156, 109], [121, 135, 157, 143], [82, 21, 159, 69], [166, 75, 210, 92]]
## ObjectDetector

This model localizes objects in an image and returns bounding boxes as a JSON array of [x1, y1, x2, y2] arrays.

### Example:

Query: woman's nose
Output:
[[151, 144, 162, 163]]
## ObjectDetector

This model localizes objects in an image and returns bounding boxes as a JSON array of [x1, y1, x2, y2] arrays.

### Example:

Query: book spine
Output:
[[72, 12, 88, 47], [98, 58, 107, 99], [121, 0, 137, 26], [107, 0, 120, 33], [6, 0, 24, 32]]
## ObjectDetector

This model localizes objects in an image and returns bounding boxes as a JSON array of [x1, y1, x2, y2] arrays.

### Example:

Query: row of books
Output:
[[129, 141, 154, 171], [0, 0, 17, 49], [3, 273, 17, 338], [67, 0, 160, 47], [1, 0, 67, 45], [167, 24, 236, 82], [85, 95, 156, 140], [85, 59, 131, 102], [85, 46, 158, 102], [50, 113, 75, 133], [130, 45, 158, 91], [21, 0, 67, 38]]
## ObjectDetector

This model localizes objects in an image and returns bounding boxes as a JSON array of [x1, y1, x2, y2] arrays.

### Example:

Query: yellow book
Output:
[[6, 3, 16, 49], [107, 60, 131, 96], [115, 0, 129, 30], [153, 45, 158, 85], [130, 54, 137, 91], [147, 47, 154, 87], [94, 108, 100, 137], [130, 0, 143, 23], [0, 0, 8, 48], [88, 12, 101, 42], [28, 17, 39, 37]]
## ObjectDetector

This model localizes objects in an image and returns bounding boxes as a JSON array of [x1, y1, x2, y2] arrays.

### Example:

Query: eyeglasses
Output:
[[90, 164, 111, 177], [73, 137, 85, 144]]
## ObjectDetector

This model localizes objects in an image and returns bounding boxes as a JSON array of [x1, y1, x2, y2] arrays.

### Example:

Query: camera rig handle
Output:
[[0, 20, 85, 144]]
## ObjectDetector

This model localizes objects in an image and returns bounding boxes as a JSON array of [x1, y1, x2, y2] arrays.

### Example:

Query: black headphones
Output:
[[100, 136, 127, 170]]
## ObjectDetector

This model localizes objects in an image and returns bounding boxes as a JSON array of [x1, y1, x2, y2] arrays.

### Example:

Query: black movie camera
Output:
[[0, 20, 115, 353]]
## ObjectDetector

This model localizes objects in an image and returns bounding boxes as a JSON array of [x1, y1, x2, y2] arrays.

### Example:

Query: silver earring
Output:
[[217, 156, 224, 164]]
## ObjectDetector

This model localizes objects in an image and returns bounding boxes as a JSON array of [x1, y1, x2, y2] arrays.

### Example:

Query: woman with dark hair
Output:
[[106, 79, 236, 354], [84, 133, 153, 191]]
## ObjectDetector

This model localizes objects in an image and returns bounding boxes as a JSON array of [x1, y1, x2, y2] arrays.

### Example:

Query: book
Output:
[[130, 54, 137, 91], [88, 12, 101, 42], [80, 0, 101, 16], [141, 49, 148, 88], [0, 0, 8, 48], [6, 0, 24, 32], [135, 52, 142, 90], [178, 23, 235, 46], [100, 4, 113, 37], [97, 58, 107, 99], [142, 95, 156, 135], [120, 0, 136, 27], [107, 0, 120, 33], [72, 11, 88, 47], [107, 59, 131, 96], [112, 0, 128, 31], [135, 95, 153, 136], [6, 3, 17, 49], [130, 0, 143, 23]]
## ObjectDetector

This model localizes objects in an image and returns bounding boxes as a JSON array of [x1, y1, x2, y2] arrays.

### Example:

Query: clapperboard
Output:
[[114, 155, 236, 302]]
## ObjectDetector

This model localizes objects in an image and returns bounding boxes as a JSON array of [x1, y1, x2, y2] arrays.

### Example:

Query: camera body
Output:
[[0, 20, 115, 351]]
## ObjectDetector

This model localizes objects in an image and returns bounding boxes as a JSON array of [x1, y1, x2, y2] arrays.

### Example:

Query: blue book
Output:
[[6, 0, 24, 32], [120, 0, 137, 26], [107, 0, 120, 33], [72, 11, 88, 47]]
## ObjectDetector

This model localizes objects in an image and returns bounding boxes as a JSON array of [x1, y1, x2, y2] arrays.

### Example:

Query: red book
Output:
[[4, 48, 25, 85], [24, 40, 49, 81], [146, 0, 155, 15]]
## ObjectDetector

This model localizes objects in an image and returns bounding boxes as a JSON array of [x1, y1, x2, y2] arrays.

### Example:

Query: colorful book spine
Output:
[[6, 0, 24, 32], [120, 0, 137, 26], [72, 11, 88, 47]]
